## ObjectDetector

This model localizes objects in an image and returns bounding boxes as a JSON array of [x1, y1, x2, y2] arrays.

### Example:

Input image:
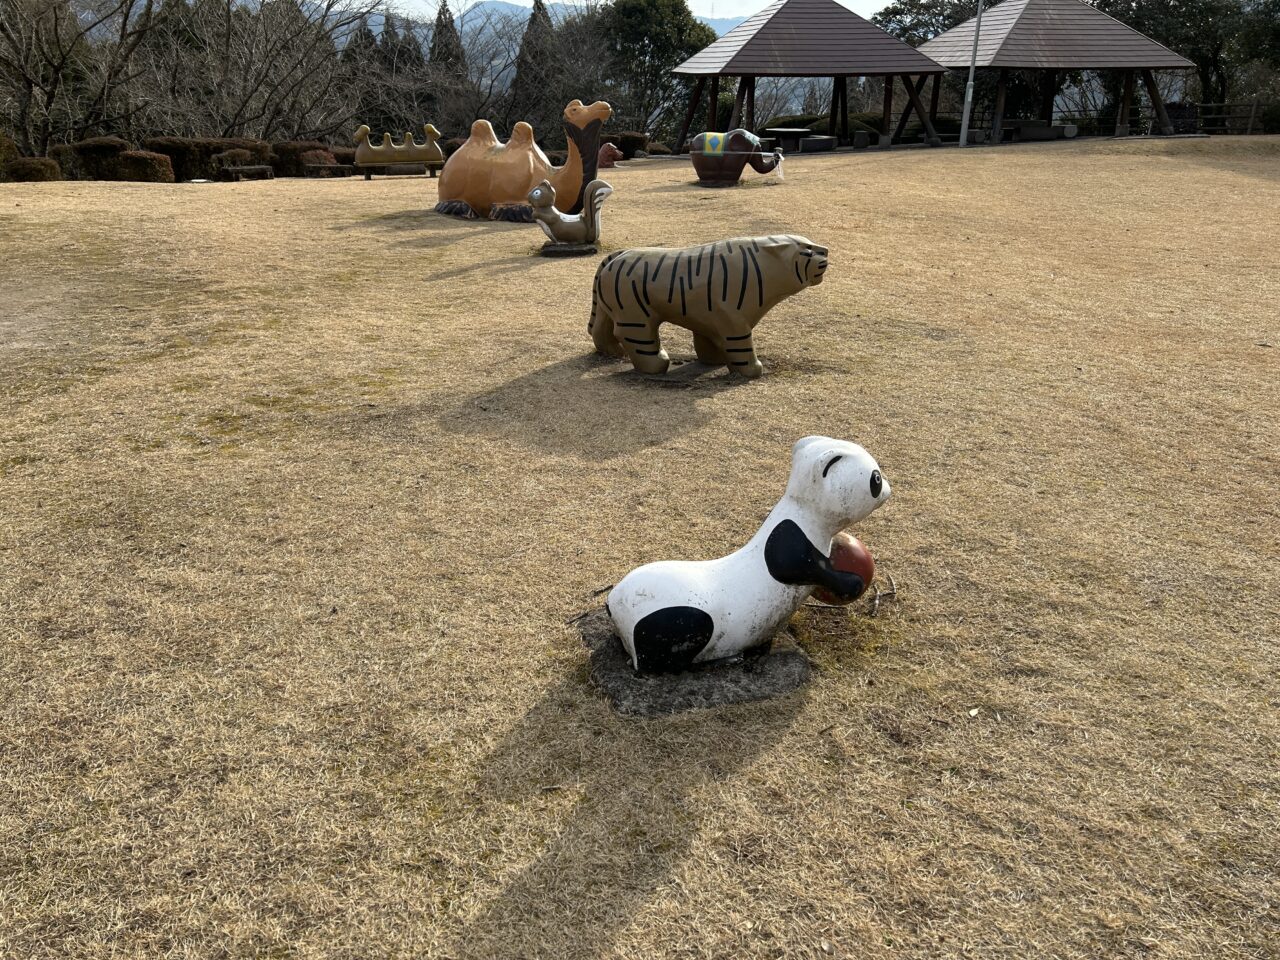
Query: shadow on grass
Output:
[[436, 353, 753, 460], [447, 675, 808, 959], [334, 208, 532, 236]]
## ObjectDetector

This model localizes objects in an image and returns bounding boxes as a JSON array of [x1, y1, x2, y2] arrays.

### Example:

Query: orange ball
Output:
[[813, 532, 875, 605]]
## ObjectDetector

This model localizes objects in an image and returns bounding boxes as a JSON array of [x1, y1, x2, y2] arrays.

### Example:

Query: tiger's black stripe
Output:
[[667, 254, 681, 302], [706, 243, 716, 311], [726, 333, 751, 340], [746, 247, 764, 307], [736, 248, 749, 310], [720, 254, 729, 302], [679, 277, 686, 315], [631, 280, 650, 318]]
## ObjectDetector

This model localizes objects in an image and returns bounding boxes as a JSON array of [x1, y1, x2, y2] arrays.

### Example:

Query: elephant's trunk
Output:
[[747, 148, 783, 175]]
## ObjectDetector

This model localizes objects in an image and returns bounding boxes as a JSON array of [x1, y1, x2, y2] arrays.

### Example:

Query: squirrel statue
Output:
[[527, 178, 613, 247]]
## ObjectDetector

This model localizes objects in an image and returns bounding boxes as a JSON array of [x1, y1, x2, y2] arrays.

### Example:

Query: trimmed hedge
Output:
[[269, 140, 329, 177], [113, 150, 175, 183], [646, 141, 672, 155], [1261, 103, 1280, 134], [616, 131, 648, 159], [299, 147, 337, 166], [49, 136, 130, 179], [0, 134, 18, 172], [143, 137, 271, 181], [330, 146, 357, 165], [2, 157, 62, 182], [444, 137, 467, 158]]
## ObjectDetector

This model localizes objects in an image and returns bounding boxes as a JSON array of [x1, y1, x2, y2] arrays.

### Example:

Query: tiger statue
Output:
[[588, 235, 828, 378]]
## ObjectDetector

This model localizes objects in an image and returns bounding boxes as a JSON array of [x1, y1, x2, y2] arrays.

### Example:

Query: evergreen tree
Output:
[[509, 0, 559, 134], [342, 17, 380, 66], [428, 0, 466, 72], [602, 0, 715, 135]]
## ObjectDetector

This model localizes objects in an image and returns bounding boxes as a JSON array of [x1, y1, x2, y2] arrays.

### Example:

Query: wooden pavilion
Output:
[[918, 0, 1194, 139], [672, 0, 948, 151]]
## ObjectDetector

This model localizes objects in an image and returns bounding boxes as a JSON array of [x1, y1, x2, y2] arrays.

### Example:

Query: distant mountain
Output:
[[700, 16, 746, 35], [455, 1, 744, 36], [361, 2, 745, 46]]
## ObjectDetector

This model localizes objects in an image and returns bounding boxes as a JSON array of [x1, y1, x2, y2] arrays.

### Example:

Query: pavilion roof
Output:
[[674, 0, 947, 77], [917, 0, 1194, 70]]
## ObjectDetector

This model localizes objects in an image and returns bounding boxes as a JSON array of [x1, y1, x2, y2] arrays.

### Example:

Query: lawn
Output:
[[1, 136, 1278, 959]]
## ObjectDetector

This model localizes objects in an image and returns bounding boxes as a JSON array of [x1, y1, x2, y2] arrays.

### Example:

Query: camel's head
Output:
[[563, 100, 613, 130], [353, 124, 371, 145], [423, 123, 441, 142]]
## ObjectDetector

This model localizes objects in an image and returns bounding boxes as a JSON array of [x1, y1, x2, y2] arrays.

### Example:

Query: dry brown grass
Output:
[[1, 136, 1278, 959]]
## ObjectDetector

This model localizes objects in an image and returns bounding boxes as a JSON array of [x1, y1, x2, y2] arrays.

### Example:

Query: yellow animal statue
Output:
[[435, 99, 612, 222], [353, 124, 444, 178]]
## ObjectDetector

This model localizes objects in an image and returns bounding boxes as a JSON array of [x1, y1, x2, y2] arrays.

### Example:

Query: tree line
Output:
[[0, 0, 716, 156], [3, 0, 1277, 158]]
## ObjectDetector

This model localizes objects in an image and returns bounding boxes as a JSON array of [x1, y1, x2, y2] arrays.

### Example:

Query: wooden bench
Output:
[[356, 162, 442, 180], [220, 165, 274, 182]]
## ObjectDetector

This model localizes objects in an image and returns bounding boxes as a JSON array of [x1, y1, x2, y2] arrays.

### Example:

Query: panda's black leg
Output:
[[632, 606, 714, 673]]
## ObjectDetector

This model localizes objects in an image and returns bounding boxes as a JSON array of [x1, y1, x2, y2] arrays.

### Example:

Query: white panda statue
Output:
[[607, 436, 891, 673]]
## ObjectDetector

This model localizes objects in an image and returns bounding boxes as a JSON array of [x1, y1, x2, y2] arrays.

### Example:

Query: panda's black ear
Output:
[[822, 455, 843, 478]]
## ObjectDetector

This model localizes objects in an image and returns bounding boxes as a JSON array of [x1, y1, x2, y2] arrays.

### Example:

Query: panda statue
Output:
[[607, 436, 891, 673]]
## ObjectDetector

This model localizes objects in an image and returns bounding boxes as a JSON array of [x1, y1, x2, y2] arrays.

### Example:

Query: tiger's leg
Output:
[[722, 329, 763, 378], [589, 303, 625, 357], [618, 321, 670, 375], [693, 332, 728, 365]]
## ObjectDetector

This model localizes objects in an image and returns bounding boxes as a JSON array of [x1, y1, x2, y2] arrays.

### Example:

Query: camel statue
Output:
[[434, 99, 612, 221]]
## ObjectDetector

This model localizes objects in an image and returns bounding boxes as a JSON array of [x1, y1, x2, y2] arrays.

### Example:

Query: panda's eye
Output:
[[870, 470, 883, 498]]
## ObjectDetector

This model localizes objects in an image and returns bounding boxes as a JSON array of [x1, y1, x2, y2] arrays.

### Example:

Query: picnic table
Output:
[[763, 127, 812, 153]]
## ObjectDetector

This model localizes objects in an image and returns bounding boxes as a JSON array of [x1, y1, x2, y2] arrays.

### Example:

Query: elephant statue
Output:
[[689, 129, 783, 187]]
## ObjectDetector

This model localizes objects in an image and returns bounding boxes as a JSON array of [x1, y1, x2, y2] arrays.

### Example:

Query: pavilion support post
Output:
[[990, 68, 1009, 143], [1116, 70, 1134, 136], [676, 77, 705, 153], [745, 76, 757, 132], [829, 77, 840, 139], [880, 77, 894, 146], [929, 73, 941, 123], [1040, 70, 1057, 124], [1141, 69, 1174, 135], [729, 78, 746, 129], [839, 76, 849, 143], [901, 73, 940, 144], [707, 75, 720, 132], [893, 75, 924, 140]]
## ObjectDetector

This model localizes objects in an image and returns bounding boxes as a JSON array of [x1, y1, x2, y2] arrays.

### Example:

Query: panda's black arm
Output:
[[764, 519, 867, 601]]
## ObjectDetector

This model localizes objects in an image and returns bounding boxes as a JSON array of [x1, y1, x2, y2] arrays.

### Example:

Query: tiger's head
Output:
[[759, 235, 829, 292]]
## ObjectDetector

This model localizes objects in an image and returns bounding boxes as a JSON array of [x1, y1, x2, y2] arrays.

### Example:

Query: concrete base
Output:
[[540, 241, 598, 257], [579, 609, 814, 717]]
